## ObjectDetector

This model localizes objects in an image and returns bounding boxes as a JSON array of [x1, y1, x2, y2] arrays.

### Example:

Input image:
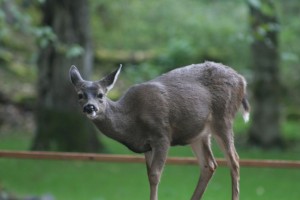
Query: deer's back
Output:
[[121, 61, 245, 145], [155, 61, 245, 117]]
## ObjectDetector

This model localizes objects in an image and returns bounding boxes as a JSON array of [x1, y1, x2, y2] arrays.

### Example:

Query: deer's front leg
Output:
[[145, 139, 169, 200]]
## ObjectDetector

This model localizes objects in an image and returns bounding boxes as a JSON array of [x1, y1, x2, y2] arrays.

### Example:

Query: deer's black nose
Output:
[[83, 104, 97, 114]]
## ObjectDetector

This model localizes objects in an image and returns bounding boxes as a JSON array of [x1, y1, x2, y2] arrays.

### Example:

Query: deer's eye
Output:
[[78, 93, 84, 100], [97, 93, 104, 99]]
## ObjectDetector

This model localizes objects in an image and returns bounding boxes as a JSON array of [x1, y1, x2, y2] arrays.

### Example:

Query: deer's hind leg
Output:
[[190, 132, 217, 200], [212, 121, 240, 200]]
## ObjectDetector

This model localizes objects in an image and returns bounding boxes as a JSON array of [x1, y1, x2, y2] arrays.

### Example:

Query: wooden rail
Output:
[[0, 150, 300, 169]]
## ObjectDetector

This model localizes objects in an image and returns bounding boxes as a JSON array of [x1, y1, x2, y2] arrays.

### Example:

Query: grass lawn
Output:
[[0, 128, 300, 200], [1, 159, 300, 200]]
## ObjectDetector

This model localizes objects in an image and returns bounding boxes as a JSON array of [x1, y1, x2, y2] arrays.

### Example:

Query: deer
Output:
[[69, 61, 250, 200]]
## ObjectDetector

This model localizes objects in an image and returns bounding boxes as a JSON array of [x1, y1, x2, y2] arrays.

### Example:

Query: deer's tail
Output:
[[241, 97, 250, 123]]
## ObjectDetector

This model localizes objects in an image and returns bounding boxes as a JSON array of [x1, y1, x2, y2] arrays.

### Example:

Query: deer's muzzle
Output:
[[83, 104, 98, 114]]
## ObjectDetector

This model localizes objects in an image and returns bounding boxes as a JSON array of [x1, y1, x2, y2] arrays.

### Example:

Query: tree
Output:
[[247, 0, 283, 148], [31, 0, 104, 152]]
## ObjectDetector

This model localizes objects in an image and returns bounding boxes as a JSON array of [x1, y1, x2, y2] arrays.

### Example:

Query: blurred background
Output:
[[0, 0, 299, 199]]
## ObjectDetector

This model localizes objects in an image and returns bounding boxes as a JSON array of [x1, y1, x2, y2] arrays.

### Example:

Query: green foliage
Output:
[[0, 0, 39, 81], [248, 0, 277, 16], [92, 0, 250, 71], [125, 63, 162, 83], [33, 26, 57, 48], [158, 39, 198, 70], [65, 44, 85, 58], [278, 1, 300, 114], [0, 0, 300, 145]]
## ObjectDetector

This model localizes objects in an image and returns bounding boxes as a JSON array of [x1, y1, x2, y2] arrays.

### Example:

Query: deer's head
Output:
[[69, 65, 122, 119]]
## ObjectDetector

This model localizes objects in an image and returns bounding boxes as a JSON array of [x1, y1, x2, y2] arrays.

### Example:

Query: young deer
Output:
[[69, 61, 250, 200]]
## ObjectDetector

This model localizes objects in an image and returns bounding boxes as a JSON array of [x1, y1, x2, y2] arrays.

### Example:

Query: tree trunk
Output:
[[248, 0, 283, 148], [31, 0, 104, 152]]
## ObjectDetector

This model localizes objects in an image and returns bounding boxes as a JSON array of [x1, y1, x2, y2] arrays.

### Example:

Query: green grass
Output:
[[1, 157, 300, 200], [0, 127, 300, 200]]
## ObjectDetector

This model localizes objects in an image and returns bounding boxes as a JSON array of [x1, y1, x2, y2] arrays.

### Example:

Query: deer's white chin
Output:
[[86, 111, 97, 120]]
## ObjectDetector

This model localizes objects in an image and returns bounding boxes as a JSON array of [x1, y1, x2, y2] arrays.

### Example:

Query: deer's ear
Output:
[[69, 65, 84, 86], [99, 64, 122, 93]]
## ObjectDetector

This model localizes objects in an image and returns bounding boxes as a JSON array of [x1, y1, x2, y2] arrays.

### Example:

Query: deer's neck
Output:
[[93, 99, 130, 142]]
